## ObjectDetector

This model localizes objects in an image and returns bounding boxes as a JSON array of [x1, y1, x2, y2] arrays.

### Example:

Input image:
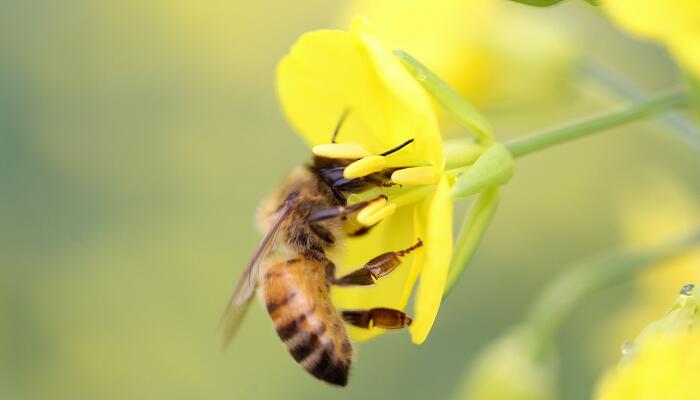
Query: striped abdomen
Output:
[[261, 257, 352, 386]]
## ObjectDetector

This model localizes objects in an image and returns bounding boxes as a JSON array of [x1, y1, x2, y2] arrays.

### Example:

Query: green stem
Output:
[[527, 229, 700, 360], [505, 91, 690, 158], [580, 61, 700, 148]]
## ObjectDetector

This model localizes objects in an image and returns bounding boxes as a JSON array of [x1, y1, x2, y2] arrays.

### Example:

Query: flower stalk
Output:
[[581, 61, 700, 148], [504, 91, 690, 158]]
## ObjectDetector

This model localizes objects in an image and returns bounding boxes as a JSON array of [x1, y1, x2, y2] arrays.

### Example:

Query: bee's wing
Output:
[[219, 296, 254, 350], [219, 201, 293, 349]]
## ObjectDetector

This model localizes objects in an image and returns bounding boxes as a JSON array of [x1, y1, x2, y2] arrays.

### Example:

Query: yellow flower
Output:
[[595, 286, 700, 400], [339, 0, 576, 110], [277, 19, 453, 344], [597, 331, 700, 400], [593, 177, 700, 365], [603, 0, 700, 77]]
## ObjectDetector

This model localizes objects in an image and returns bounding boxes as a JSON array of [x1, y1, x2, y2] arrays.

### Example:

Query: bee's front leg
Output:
[[307, 195, 386, 223], [328, 239, 423, 286]]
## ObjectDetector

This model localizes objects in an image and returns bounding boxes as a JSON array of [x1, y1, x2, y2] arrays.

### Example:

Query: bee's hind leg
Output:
[[341, 308, 412, 329], [327, 239, 423, 286]]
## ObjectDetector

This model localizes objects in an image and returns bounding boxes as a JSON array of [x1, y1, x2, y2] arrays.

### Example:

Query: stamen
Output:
[[343, 155, 387, 179], [312, 143, 372, 160], [331, 108, 351, 143], [380, 138, 414, 156], [357, 203, 397, 226], [356, 197, 388, 224], [391, 166, 439, 185]]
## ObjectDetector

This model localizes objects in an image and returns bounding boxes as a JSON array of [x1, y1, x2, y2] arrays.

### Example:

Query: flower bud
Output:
[[595, 284, 700, 400]]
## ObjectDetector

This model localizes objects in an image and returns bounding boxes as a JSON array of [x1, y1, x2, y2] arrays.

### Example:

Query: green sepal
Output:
[[394, 50, 494, 143], [444, 139, 486, 169], [443, 187, 499, 298], [452, 143, 514, 199]]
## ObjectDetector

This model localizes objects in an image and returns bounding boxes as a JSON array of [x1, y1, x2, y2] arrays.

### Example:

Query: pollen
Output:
[[343, 155, 387, 179], [357, 203, 397, 227], [312, 143, 372, 160], [391, 166, 440, 185]]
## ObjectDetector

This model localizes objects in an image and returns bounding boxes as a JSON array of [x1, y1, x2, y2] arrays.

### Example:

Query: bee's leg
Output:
[[325, 260, 337, 283], [307, 195, 387, 223], [329, 239, 423, 286], [345, 224, 376, 238], [341, 308, 412, 329]]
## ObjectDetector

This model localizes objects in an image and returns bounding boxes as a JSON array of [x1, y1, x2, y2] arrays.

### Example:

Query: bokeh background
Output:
[[2, 1, 699, 399]]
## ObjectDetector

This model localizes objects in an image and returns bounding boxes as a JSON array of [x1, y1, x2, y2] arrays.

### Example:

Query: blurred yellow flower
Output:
[[595, 286, 700, 400], [277, 19, 453, 344], [603, 0, 700, 77], [594, 178, 700, 363], [339, 0, 576, 111], [454, 326, 556, 400]]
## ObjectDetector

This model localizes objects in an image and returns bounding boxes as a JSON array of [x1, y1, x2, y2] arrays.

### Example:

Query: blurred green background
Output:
[[2, 1, 699, 399]]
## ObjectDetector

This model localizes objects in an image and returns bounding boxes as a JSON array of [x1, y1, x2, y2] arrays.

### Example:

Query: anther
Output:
[[391, 166, 439, 185], [357, 203, 396, 226], [356, 197, 388, 224], [312, 143, 372, 160], [343, 155, 387, 179]]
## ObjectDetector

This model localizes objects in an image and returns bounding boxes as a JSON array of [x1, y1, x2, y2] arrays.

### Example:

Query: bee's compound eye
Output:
[[312, 143, 371, 159]]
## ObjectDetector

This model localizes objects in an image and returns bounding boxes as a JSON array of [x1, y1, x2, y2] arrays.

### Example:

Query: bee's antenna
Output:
[[380, 138, 415, 156], [331, 108, 351, 143]]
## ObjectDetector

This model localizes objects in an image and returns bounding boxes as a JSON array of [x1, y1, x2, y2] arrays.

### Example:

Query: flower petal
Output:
[[604, 0, 700, 77], [409, 175, 453, 344], [596, 331, 700, 400], [276, 19, 444, 168]]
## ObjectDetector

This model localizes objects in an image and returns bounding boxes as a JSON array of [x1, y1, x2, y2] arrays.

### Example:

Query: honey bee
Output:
[[220, 114, 422, 386]]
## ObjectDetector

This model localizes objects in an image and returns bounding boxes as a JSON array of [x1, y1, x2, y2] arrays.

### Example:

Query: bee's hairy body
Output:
[[257, 166, 346, 262], [260, 256, 352, 386], [254, 164, 358, 385], [222, 146, 416, 387]]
